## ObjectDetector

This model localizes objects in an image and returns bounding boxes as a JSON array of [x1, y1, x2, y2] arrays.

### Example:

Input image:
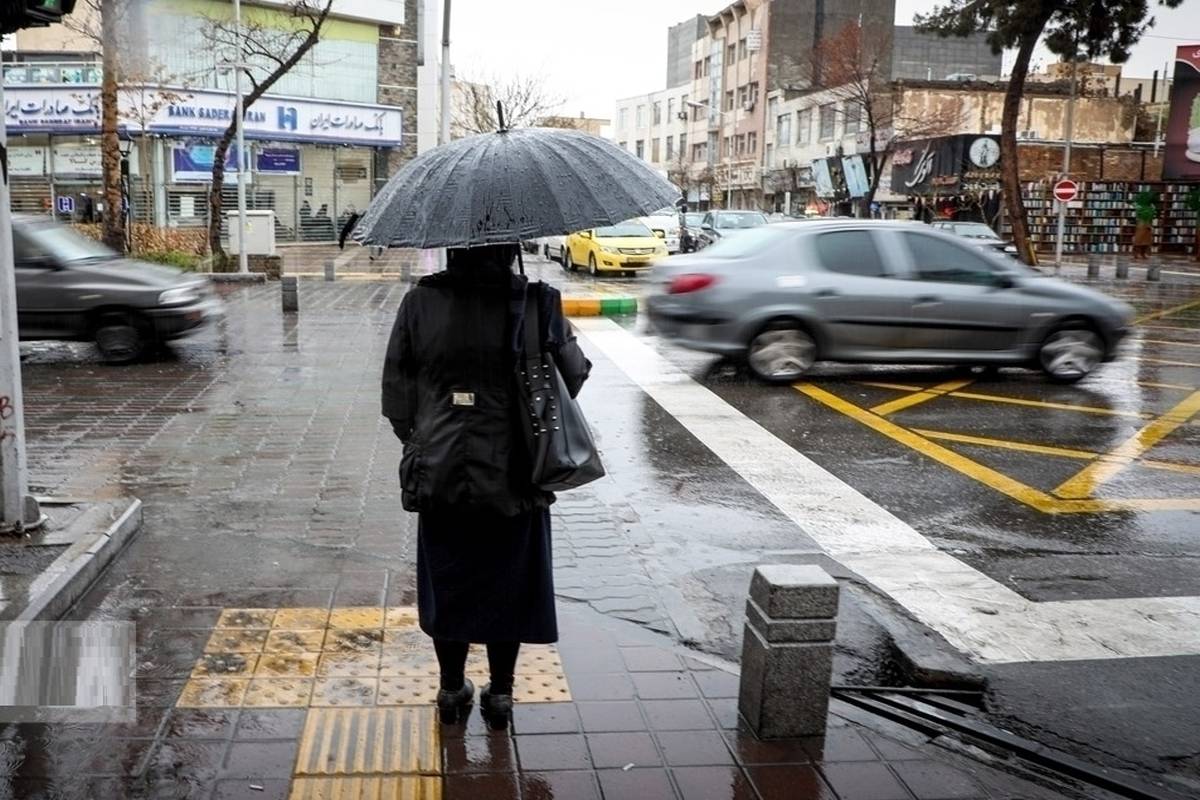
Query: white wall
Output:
[[416, 0, 441, 154]]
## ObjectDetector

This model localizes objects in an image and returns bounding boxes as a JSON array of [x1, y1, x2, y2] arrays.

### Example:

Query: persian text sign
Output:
[[1164, 44, 1200, 179]]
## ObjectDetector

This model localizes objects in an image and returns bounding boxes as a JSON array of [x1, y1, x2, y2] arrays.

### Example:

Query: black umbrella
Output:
[[351, 113, 679, 250]]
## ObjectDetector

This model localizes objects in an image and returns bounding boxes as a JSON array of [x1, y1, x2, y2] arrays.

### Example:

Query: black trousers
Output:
[[433, 639, 519, 694]]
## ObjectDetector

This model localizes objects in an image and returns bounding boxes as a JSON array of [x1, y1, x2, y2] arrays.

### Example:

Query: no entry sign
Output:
[[1053, 179, 1079, 203]]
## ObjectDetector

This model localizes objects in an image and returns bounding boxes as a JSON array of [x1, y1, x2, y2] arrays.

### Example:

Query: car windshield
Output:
[[715, 212, 768, 229], [701, 225, 790, 258], [24, 222, 117, 263], [953, 223, 1000, 239], [594, 222, 654, 238], [684, 213, 705, 225]]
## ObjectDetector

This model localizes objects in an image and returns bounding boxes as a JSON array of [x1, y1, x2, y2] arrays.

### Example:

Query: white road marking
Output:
[[575, 317, 1200, 664]]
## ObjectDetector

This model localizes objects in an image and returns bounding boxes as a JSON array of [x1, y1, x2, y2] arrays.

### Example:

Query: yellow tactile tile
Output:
[[216, 608, 276, 629], [324, 628, 385, 654], [177, 678, 248, 708], [376, 676, 440, 706], [243, 678, 314, 707], [264, 629, 327, 654], [255, 652, 319, 678], [379, 647, 439, 678], [513, 673, 573, 703], [328, 607, 385, 629], [204, 628, 269, 654], [295, 707, 441, 776], [383, 607, 419, 628], [311, 677, 378, 707], [192, 652, 258, 678], [517, 645, 565, 675], [381, 628, 426, 649], [273, 607, 331, 630], [318, 651, 381, 678], [288, 777, 442, 800]]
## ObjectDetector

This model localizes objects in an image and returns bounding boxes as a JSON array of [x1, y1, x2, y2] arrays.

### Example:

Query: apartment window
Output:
[[736, 134, 746, 155], [797, 108, 812, 145], [843, 101, 861, 136], [749, 82, 759, 104], [679, 132, 687, 158], [724, 90, 734, 112], [737, 86, 748, 107], [727, 43, 736, 64], [776, 113, 791, 145], [692, 142, 705, 162], [636, 105, 645, 127], [738, 38, 747, 60], [723, 136, 732, 157], [694, 60, 703, 79], [766, 143, 774, 168], [818, 103, 836, 141], [619, 141, 628, 151], [748, 132, 757, 153], [653, 101, 662, 126], [652, 139, 661, 162], [636, 140, 645, 159], [619, 108, 628, 130], [692, 101, 706, 122], [703, 56, 711, 77], [666, 136, 675, 161], [667, 98, 675, 121]]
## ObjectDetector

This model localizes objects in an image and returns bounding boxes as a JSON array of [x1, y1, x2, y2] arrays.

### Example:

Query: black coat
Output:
[[382, 265, 591, 516]]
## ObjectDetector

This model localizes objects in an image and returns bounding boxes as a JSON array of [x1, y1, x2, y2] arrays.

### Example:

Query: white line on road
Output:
[[575, 317, 1200, 664]]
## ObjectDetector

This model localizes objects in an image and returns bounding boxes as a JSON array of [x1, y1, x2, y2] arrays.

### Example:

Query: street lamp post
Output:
[[232, 0, 249, 274]]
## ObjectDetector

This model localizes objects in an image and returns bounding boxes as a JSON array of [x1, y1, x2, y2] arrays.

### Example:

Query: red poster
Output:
[[1163, 44, 1200, 179]]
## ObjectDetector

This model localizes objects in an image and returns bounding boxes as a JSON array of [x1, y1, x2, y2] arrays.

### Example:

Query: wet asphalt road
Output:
[[8, 255, 1200, 795]]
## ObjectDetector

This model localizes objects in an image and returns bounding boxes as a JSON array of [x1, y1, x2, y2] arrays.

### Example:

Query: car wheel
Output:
[[747, 323, 817, 384], [588, 254, 599, 277], [1038, 322, 1103, 383], [94, 314, 147, 364], [564, 250, 574, 272]]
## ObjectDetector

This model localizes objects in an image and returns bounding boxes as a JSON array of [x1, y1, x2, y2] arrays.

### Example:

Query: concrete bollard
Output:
[[1115, 260, 1130, 280], [738, 565, 839, 739], [324, 259, 336, 282], [1086, 253, 1100, 279], [281, 275, 299, 312], [1146, 259, 1162, 282]]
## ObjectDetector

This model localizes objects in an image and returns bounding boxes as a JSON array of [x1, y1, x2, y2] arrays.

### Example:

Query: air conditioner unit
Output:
[[1018, 129, 1039, 140], [677, 112, 689, 120], [742, 99, 756, 112]]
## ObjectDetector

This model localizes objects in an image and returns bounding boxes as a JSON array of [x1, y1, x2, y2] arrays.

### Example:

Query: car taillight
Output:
[[669, 274, 717, 294]]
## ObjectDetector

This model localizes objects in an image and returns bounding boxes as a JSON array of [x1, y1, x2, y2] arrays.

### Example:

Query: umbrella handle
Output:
[[496, 101, 506, 132], [516, 244, 525, 275]]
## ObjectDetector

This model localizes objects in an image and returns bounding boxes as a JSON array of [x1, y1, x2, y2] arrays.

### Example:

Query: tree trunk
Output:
[[206, 125, 238, 259], [1000, 27, 1041, 265], [99, 0, 124, 253]]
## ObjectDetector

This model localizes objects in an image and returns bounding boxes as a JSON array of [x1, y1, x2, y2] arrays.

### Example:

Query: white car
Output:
[[638, 209, 681, 254], [538, 235, 566, 263]]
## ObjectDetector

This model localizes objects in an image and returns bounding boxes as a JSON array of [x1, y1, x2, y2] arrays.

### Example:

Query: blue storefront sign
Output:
[[257, 147, 301, 175], [172, 144, 240, 183], [56, 196, 75, 214]]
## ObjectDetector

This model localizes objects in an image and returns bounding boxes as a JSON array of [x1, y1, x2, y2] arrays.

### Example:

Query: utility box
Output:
[[226, 210, 276, 256]]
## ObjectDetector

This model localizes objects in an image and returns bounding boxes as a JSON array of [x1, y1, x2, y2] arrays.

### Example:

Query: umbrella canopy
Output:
[[352, 127, 680, 249]]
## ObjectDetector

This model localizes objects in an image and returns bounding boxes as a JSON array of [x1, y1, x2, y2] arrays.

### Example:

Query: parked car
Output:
[[11, 215, 223, 363], [563, 221, 668, 276], [680, 212, 707, 253], [930, 220, 1018, 256], [537, 235, 566, 263], [645, 220, 1133, 383], [638, 208, 682, 254], [694, 210, 769, 249]]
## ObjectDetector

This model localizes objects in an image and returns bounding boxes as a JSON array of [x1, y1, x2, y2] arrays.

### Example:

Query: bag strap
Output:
[[523, 282, 541, 358]]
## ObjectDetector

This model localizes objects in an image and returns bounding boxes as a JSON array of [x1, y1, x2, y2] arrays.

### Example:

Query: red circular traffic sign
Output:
[[1053, 179, 1079, 203]]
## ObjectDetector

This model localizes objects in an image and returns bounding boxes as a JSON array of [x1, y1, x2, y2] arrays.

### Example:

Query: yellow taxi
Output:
[[563, 220, 669, 276]]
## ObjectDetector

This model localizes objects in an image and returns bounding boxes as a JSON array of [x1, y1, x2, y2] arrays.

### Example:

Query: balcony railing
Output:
[[3, 62, 102, 86]]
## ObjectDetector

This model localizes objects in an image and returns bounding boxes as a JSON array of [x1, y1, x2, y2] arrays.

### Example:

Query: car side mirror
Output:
[[702, 224, 714, 231], [994, 274, 1016, 289]]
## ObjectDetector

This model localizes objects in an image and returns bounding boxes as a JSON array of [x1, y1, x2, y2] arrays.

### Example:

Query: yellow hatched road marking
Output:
[[912, 429, 1097, 460], [943, 389, 1151, 419], [870, 379, 974, 416], [1134, 296, 1200, 325], [1054, 390, 1200, 499]]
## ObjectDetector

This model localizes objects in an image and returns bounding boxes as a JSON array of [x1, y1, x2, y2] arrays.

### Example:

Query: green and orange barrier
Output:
[[561, 295, 638, 317]]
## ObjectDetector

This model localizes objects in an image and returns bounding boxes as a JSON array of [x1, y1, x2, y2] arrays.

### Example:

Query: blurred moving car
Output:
[[694, 210, 768, 250], [12, 215, 223, 363], [563, 221, 668, 276], [930, 220, 1018, 256], [645, 220, 1132, 383], [638, 207, 682, 254]]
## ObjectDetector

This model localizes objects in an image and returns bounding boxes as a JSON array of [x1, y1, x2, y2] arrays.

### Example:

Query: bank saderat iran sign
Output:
[[1164, 44, 1200, 179], [4, 86, 402, 147]]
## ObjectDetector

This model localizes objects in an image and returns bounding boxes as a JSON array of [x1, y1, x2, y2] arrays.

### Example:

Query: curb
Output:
[[15, 499, 144, 622], [562, 296, 638, 317], [198, 273, 270, 283]]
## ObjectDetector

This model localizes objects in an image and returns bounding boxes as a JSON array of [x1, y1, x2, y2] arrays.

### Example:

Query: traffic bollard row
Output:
[[738, 565, 839, 739], [281, 276, 299, 312]]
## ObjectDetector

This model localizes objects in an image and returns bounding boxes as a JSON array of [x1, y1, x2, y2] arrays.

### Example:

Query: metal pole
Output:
[[0, 80, 40, 533], [726, 107, 734, 209], [1054, 55, 1077, 273], [233, 0, 249, 274], [1153, 59, 1169, 158], [439, 0, 451, 145]]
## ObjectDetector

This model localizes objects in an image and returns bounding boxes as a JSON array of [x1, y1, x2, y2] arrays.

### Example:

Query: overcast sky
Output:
[[449, 0, 1200, 119]]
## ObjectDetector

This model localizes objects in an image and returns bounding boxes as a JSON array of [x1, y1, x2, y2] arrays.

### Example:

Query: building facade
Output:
[[613, 84, 692, 184], [666, 15, 707, 90], [2, 0, 439, 243], [890, 26, 1001, 81]]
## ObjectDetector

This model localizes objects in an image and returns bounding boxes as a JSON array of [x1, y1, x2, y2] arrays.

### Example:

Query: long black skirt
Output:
[[417, 507, 557, 644]]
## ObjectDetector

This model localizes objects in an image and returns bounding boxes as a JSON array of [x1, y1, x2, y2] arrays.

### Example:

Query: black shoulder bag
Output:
[[518, 286, 605, 492]]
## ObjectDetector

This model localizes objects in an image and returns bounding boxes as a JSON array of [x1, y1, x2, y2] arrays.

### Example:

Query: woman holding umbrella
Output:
[[360, 111, 678, 729]]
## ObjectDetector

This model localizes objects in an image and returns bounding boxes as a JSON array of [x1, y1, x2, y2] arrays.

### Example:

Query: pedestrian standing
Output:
[[1132, 220, 1152, 261], [382, 243, 591, 729]]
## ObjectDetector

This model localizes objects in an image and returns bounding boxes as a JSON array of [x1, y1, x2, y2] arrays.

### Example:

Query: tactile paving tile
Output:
[[512, 673, 572, 704], [295, 707, 440, 776], [376, 677, 440, 706], [177, 678, 248, 708], [192, 652, 258, 677], [288, 777, 441, 800], [328, 607, 385, 629], [312, 677, 378, 707], [216, 608, 276, 629], [265, 629, 326, 654], [325, 628, 385, 654], [273, 608, 331, 629], [383, 607, 419, 628], [205, 628, 269, 654], [318, 651, 381, 678], [256, 652, 319, 677], [243, 678, 314, 708], [379, 647, 439, 678], [517, 645, 565, 675]]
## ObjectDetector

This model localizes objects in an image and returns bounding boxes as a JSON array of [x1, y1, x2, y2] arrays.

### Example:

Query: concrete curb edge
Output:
[[15, 499, 144, 622]]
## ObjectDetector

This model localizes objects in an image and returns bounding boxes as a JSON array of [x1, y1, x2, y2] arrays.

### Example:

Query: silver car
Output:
[[645, 220, 1133, 383]]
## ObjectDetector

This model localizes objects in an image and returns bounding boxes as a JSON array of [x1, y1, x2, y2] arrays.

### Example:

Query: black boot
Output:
[[480, 683, 514, 731], [436, 678, 475, 724]]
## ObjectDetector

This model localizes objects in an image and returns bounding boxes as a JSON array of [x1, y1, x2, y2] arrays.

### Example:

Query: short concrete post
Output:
[[281, 275, 299, 313], [738, 565, 839, 739], [1086, 253, 1100, 279], [324, 259, 336, 282], [1115, 260, 1130, 280], [1146, 259, 1162, 282]]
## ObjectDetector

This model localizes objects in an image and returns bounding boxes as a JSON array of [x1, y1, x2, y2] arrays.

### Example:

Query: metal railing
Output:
[[3, 62, 102, 86]]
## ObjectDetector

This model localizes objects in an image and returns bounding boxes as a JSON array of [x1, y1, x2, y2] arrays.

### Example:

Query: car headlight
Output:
[[159, 287, 200, 306], [600, 245, 620, 254]]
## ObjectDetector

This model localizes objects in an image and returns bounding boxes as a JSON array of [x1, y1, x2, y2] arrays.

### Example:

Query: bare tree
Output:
[[202, 0, 334, 259], [453, 73, 566, 137], [800, 22, 961, 216]]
